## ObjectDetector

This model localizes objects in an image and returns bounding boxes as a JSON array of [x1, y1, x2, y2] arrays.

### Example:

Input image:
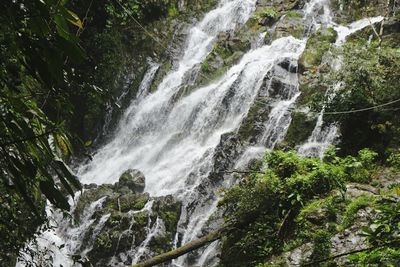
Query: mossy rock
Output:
[[152, 195, 182, 236], [73, 185, 114, 222], [149, 234, 174, 254], [116, 169, 146, 193], [197, 31, 251, 86], [119, 192, 150, 212], [134, 211, 150, 227], [237, 99, 273, 143], [298, 27, 337, 73], [284, 111, 318, 148], [273, 15, 305, 40]]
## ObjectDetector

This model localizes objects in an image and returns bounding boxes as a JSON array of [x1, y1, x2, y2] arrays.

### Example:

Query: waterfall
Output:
[[16, 0, 388, 266], [77, 0, 258, 195]]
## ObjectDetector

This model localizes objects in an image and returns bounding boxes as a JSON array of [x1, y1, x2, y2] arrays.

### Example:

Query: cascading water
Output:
[[17, 0, 388, 266], [77, 0, 257, 196]]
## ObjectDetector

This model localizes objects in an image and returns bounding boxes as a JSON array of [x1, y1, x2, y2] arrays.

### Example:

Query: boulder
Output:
[[117, 169, 146, 193]]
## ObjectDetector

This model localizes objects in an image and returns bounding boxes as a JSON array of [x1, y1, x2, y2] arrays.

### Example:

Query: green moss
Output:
[[285, 10, 302, 18], [149, 235, 172, 253], [133, 195, 148, 210], [106, 211, 123, 228], [309, 229, 333, 263], [297, 196, 338, 225], [299, 27, 337, 72], [95, 232, 112, 250], [160, 211, 179, 233], [150, 61, 172, 92], [341, 194, 376, 229], [272, 16, 305, 40], [254, 7, 279, 20], [167, 5, 179, 17], [387, 149, 400, 171], [134, 211, 149, 227], [284, 111, 318, 147], [237, 100, 269, 142]]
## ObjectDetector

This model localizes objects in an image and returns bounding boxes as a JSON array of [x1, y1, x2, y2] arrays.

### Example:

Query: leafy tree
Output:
[[0, 0, 86, 262]]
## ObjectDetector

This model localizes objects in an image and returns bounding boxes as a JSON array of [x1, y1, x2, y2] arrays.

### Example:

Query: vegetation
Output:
[[0, 0, 87, 263], [311, 40, 400, 157], [0, 0, 184, 263], [218, 148, 400, 266]]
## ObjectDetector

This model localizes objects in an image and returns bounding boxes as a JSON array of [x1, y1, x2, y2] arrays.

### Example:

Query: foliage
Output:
[[285, 10, 303, 18], [349, 195, 400, 265], [104, 0, 178, 27], [309, 229, 333, 263], [0, 0, 86, 262], [254, 7, 279, 20], [0, 0, 85, 208], [387, 149, 400, 171], [341, 194, 376, 229], [219, 148, 380, 266], [220, 150, 343, 265], [340, 148, 378, 183], [315, 40, 400, 156]]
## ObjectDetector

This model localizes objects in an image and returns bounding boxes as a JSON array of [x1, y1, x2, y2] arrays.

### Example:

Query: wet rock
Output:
[[74, 184, 114, 222], [285, 242, 313, 265], [273, 14, 305, 40], [298, 27, 337, 73], [304, 208, 330, 225], [278, 57, 298, 73], [117, 169, 146, 193], [284, 111, 317, 148], [212, 132, 244, 176], [73, 172, 184, 266], [152, 195, 182, 236]]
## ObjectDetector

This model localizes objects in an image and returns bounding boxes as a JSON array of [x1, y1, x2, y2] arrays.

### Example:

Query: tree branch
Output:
[[131, 229, 224, 267]]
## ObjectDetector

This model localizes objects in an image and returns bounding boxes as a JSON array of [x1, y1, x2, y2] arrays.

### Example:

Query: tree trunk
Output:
[[131, 229, 223, 267]]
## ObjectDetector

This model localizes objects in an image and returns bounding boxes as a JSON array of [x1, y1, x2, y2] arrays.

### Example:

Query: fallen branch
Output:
[[131, 229, 224, 267]]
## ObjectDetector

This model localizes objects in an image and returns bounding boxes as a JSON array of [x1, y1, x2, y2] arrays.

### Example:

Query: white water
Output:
[[298, 111, 339, 158], [77, 0, 257, 197], [17, 0, 388, 266], [334, 16, 384, 45]]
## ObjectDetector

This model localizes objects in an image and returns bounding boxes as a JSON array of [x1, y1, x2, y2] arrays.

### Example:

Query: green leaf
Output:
[[39, 180, 70, 210], [84, 140, 93, 147], [66, 10, 83, 29], [54, 14, 71, 40], [54, 159, 82, 190], [54, 167, 75, 198]]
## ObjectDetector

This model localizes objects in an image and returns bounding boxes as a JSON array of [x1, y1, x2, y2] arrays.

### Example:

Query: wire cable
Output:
[[323, 98, 400, 115]]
